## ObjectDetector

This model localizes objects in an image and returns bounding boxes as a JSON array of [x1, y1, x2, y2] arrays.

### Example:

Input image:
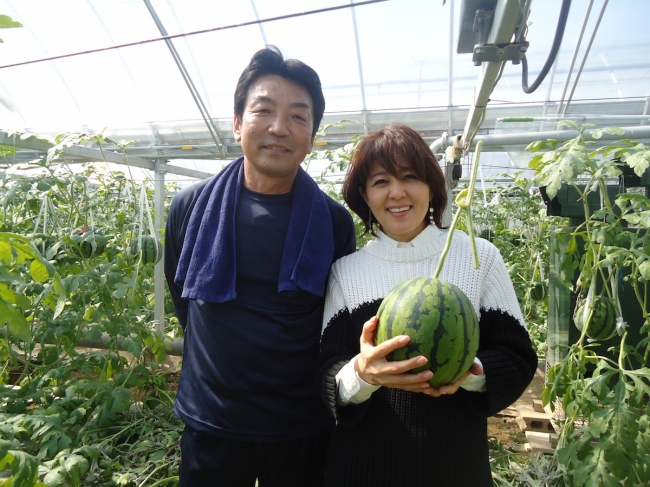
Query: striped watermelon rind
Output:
[[70, 226, 108, 258], [529, 282, 547, 302], [375, 277, 480, 388], [131, 235, 162, 265], [573, 296, 617, 340]]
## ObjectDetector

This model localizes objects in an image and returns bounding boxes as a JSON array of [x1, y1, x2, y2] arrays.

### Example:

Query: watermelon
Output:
[[131, 235, 162, 265], [529, 282, 547, 302], [71, 225, 107, 258], [375, 277, 480, 388], [573, 296, 617, 340]]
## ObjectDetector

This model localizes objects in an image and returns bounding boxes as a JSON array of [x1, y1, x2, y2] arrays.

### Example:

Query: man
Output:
[[164, 46, 356, 486]]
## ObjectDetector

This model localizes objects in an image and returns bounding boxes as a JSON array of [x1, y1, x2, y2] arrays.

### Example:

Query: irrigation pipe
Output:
[[0, 327, 185, 356]]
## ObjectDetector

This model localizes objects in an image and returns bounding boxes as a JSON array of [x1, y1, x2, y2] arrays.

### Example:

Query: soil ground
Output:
[[487, 368, 545, 452]]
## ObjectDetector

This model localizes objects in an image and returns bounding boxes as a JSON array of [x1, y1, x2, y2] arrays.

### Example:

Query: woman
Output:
[[317, 124, 538, 486]]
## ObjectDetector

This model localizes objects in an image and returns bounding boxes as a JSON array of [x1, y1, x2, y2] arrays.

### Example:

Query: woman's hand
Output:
[[355, 316, 433, 393], [423, 360, 484, 397]]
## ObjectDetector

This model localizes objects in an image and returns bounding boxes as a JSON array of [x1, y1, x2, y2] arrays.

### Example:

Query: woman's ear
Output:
[[359, 186, 368, 204]]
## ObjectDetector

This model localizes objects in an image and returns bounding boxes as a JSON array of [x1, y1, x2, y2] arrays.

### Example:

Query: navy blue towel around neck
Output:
[[174, 157, 335, 303]]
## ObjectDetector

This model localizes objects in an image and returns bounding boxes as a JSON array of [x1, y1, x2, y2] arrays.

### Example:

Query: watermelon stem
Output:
[[618, 330, 627, 370], [434, 140, 483, 279]]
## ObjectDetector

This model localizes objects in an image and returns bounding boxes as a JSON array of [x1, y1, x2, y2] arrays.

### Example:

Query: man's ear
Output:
[[233, 114, 242, 142], [307, 135, 315, 154]]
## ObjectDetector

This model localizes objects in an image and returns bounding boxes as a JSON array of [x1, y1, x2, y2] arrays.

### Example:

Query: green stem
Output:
[[433, 140, 483, 279], [146, 476, 179, 487], [618, 330, 627, 370], [434, 209, 463, 280]]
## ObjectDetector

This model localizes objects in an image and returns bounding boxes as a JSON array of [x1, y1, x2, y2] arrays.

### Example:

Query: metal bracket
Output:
[[473, 9, 494, 46], [473, 41, 529, 66]]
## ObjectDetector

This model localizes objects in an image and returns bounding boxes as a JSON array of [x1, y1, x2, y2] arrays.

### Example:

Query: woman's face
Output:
[[361, 162, 431, 242]]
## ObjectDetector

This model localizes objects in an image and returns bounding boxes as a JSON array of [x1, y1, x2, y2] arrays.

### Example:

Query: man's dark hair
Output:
[[234, 46, 325, 138]]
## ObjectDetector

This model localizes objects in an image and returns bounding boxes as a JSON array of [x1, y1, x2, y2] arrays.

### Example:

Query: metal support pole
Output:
[[351, 0, 368, 134], [153, 159, 167, 333], [447, 0, 455, 135]]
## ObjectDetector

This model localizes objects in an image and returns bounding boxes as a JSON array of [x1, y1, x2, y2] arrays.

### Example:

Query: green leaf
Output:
[[29, 259, 49, 283], [8, 450, 39, 487], [63, 454, 89, 482], [591, 129, 603, 140], [121, 338, 141, 357], [0, 440, 10, 461], [149, 449, 166, 462], [0, 300, 30, 342], [623, 210, 650, 228], [0, 14, 23, 28], [604, 127, 626, 135], [623, 150, 650, 177], [43, 466, 67, 487], [72, 445, 100, 460], [0, 239, 14, 265], [53, 293, 66, 319], [0, 233, 56, 277], [638, 260, 650, 281], [109, 388, 131, 414]]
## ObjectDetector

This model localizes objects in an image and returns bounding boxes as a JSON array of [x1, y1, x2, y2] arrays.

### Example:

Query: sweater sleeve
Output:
[[468, 247, 538, 417], [317, 270, 374, 425]]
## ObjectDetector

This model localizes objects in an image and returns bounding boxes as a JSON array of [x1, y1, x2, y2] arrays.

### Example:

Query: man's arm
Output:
[[164, 194, 190, 331]]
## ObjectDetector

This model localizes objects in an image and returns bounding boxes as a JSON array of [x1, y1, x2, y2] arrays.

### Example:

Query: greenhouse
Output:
[[1, 0, 649, 485]]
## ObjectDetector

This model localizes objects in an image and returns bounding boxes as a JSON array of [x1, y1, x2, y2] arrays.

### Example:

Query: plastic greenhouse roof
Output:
[[0, 0, 649, 172]]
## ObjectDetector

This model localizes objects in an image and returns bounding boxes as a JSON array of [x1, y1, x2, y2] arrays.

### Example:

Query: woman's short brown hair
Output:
[[343, 124, 448, 236]]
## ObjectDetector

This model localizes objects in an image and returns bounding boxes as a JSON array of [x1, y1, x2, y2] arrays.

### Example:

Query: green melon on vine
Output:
[[70, 224, 108, 258], [529, 282, 547, 302], [130, 235, 162, 265], [573, 295, 617, 341]]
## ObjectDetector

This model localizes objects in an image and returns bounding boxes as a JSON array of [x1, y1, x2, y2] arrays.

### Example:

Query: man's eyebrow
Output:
[[252, 96, 311, 111], [252, 95, 275, 105], [292, 102, 311, 110]]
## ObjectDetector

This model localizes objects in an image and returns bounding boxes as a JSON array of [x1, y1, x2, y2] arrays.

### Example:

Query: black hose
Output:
[[521, 0, 572, 94]]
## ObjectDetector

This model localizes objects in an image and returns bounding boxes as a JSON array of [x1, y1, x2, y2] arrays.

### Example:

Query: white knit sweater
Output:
[[316, 226, 537, 486], [322, 225, 525, 334]]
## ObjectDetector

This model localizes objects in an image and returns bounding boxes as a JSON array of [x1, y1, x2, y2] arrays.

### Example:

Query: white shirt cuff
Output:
[[335, 357, 381, 405], [460, 357, 486, 392]]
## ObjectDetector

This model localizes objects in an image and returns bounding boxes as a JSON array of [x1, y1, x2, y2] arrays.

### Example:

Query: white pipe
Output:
[[434, 125, 650, 152]]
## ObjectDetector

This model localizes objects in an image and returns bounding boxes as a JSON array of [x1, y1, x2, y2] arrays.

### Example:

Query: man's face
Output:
[[234, 75, 315, 192]]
